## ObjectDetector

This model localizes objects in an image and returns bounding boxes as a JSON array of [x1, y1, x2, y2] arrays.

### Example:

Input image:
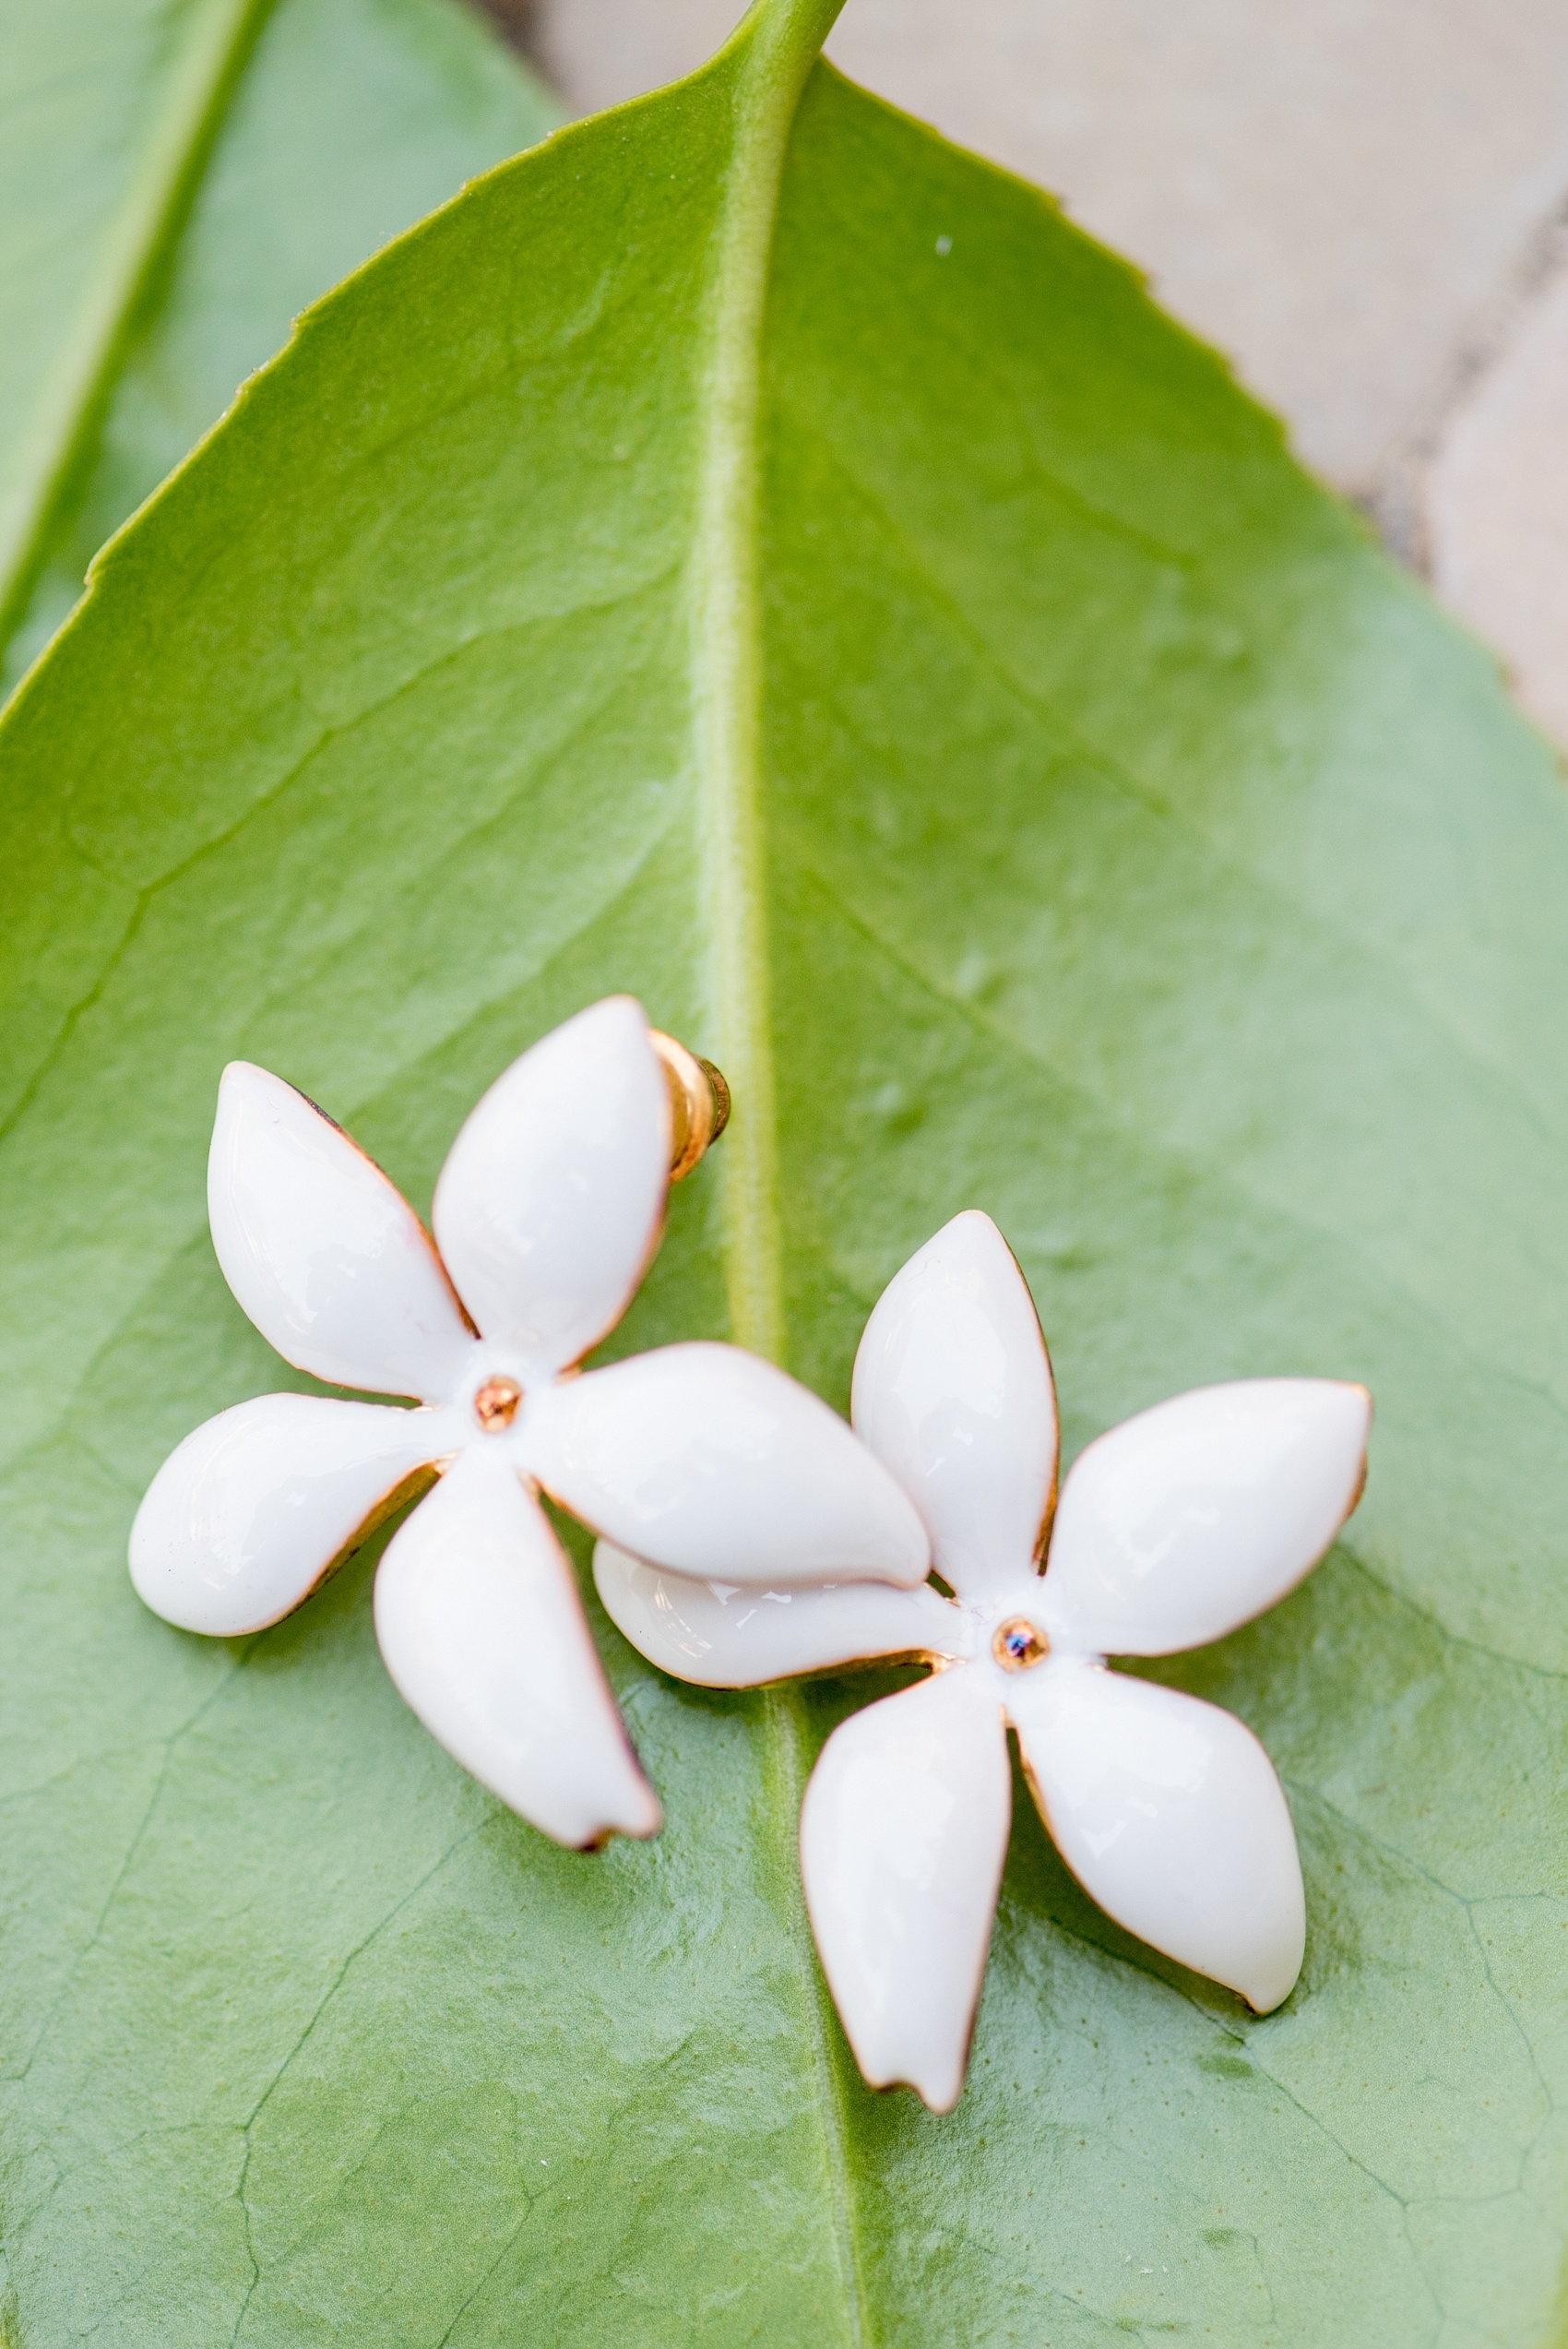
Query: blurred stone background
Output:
[[484, 0, 1568, 752]]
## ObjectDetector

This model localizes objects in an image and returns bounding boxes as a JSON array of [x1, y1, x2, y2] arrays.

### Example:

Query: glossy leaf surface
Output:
[[2, 0, 1567, 2337], [0, 0, 559, 684]]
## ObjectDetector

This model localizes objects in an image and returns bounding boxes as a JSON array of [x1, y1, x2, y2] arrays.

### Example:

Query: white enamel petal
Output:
[[593, 1541, 966, 1687], [209, 1062, 475, 1401], [1042, 1379, 1372, 1656], [850, 1211, 1058, 1602], [1009, 1657, 1305, 2011], [129, 1393, 441, 1635], [374, 1447, 659, 1847], [800, 1667, 1010, 2113], [432, 996, 669, 1371], [528, 1343, 929, 1588]]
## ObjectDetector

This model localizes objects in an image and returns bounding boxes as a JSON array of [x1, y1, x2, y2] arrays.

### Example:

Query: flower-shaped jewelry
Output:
[[131, 998, 927, 1849], [597, 1210, 1371, 2108]]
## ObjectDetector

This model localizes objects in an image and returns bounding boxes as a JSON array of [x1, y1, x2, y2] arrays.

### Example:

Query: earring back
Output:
[[651, 1032, 731, 1181]]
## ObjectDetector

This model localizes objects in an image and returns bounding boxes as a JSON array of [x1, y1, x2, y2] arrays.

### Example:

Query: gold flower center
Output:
[[472, 1375, 522, 1432], [992, 1617, 1049, 1671]]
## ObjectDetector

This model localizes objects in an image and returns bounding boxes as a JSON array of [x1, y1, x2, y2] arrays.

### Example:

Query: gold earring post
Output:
[[649, 1031, 731, 1181]]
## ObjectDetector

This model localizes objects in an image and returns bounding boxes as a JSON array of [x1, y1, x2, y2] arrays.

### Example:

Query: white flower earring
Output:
[[130, 998, 927, 1850], [596, 1210, 1371, 2109]]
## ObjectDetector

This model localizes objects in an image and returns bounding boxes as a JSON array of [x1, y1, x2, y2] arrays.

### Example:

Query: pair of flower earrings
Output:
[[131, 997, 1371, 2114]]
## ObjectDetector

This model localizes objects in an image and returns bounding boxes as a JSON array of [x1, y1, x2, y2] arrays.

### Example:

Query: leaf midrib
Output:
[[0, 0, 276, 651], [693, 0, 836, 1364], [687, 4, 867, 2339]]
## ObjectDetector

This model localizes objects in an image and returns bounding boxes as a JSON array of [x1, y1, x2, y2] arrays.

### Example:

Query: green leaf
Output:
[[0, 0, 560, 686], [2, 0, 1566, 2336]]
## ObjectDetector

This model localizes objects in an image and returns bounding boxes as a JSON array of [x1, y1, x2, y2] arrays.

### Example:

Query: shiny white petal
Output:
[[129, 1393, 440, 1635], [593, 1542, 965, 1687], [528, 1342, 929, 1588], [800, 1668, 1010, 2113], [209, 1062, 475, 1401], [432, 996, 668, 1371], [850, 1211, 1058, 1602], [1042, 1379, 1372, 1656], [1009, 1657, 1304, 2011], [374, 1447, 659, 1847]]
